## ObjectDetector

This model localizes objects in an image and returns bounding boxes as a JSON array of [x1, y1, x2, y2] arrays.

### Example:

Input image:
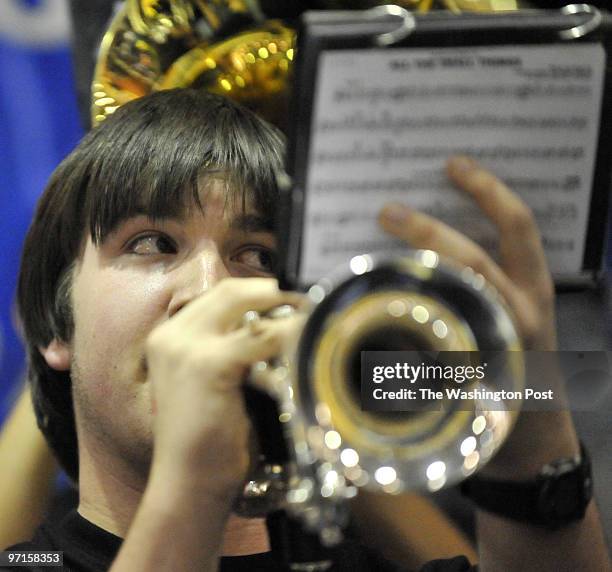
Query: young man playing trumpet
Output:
[[4, 88, 609, 571]]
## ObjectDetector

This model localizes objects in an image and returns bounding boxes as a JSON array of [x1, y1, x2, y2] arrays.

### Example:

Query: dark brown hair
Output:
[[16, 89, 285, 481]]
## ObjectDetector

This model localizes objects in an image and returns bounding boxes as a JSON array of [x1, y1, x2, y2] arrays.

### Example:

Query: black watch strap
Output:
[[460, 442, 593, 529]]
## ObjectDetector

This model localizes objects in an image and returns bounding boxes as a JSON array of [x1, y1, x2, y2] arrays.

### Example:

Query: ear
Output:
[[39, 339, 71, 371]]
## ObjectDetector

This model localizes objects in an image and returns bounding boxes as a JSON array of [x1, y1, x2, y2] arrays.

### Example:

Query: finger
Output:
[[445, 156, 550, 291], [232, 314, 306, 364], [203, 314, 305, 391], [378, 203, 522, 313], [247, 315, 307, 396], [173, 277, 306, 333]]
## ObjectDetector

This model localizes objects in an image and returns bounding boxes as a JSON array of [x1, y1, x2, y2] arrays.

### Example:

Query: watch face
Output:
[[551, 474, 581, 516], [539, 470, 591, 524]]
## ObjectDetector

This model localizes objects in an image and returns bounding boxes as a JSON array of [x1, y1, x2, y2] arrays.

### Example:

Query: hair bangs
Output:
[[82, 89, 284, 245]]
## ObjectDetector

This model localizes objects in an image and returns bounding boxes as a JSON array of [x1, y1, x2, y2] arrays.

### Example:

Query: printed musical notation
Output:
[[317, 112, 589, 135], [313, 142, 585, 165], [299, 44, 605, 284], [331, 83, 592, 104]]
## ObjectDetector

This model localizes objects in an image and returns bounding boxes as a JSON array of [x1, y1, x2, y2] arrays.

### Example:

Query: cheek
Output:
[[72, 268, 170, 385]]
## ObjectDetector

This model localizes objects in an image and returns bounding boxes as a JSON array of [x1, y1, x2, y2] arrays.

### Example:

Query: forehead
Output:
[[185, 174, 258, 215], [169, 178, 271, 231]]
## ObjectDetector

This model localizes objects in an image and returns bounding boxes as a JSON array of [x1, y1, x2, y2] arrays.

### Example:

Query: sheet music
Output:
[[299, 44, 605, 284]]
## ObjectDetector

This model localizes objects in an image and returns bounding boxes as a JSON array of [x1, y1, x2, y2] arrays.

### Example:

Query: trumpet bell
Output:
[[289, 252, 524, 495]]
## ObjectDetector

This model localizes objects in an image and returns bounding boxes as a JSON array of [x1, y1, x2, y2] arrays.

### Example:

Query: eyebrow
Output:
[[230, 213, 274, 233]]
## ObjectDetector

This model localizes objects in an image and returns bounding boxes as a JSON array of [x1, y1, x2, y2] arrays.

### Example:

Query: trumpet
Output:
[[92, 0, 526, 545], [236, 251, 524, 543]]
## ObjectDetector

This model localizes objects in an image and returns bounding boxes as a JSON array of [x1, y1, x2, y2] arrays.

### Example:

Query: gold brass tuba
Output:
[[92, 0, 525, 542], [92, 0, 296, 130]]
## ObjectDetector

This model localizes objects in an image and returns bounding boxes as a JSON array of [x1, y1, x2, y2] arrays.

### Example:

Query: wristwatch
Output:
[[460, 442, 593, 529]]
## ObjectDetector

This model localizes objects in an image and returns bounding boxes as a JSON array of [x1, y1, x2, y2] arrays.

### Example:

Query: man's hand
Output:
[[145, 277, 304, 500], [378, 155, 556, 352]]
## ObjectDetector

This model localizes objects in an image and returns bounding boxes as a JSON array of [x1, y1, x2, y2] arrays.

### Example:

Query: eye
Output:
[[126, 233, 177, 256], [233, 247, 277, 273]]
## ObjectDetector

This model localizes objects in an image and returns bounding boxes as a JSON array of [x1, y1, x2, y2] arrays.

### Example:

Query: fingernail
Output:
[[381, 204, 412, 225], [449, 156, 476, 173]]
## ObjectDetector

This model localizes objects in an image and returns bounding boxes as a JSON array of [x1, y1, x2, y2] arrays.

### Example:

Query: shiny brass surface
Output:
[[92, 0, 294, 127]]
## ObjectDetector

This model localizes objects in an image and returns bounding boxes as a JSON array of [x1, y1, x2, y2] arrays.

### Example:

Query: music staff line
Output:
[[317, 240, 575, 255], [308, 202, 579, 226], [332, 83, 592, 104], [310, 175, 583, 195], [311, 230, 575, 257], [316, 113, 588, 134], [313, 143, 585, 165]]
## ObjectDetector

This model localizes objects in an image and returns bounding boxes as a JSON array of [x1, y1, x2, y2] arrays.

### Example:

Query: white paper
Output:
[[299, 44, 606, 284]]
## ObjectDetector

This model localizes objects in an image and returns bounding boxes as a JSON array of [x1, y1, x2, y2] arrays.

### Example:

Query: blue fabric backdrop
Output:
[[0, 0, 83, 421]]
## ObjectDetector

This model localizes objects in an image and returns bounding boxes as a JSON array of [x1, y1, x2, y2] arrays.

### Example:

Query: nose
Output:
[[168, 246, 230, 317]]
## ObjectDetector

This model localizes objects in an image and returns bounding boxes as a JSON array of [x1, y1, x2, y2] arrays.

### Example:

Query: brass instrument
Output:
[[242, 252, 523, 542], [92, 0, 526, 545]]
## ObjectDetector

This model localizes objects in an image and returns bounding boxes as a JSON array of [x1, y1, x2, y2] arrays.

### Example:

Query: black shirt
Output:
[[1, 510, 475, 572]]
